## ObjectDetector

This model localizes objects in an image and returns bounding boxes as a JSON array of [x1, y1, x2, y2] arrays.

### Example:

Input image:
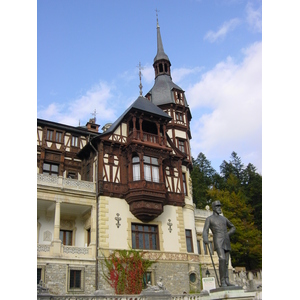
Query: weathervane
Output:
[[137, 62, 144, 96]]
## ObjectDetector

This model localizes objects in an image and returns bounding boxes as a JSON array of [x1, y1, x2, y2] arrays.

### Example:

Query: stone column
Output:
[[90, 204, 97, 258], [51, 200, 62, 254]]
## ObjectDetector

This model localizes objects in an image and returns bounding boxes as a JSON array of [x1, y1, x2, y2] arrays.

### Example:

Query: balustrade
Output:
[[37, 173, 95, 192]]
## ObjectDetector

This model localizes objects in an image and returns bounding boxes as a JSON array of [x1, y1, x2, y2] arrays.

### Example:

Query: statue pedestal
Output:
[[205, 286, 257, 299]]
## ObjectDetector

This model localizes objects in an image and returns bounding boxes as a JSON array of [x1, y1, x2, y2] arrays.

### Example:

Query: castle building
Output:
[[37, 20, 227, 295]]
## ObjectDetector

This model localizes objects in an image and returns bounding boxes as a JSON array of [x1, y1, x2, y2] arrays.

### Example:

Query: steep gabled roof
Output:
[[102, 95, 172, 136]]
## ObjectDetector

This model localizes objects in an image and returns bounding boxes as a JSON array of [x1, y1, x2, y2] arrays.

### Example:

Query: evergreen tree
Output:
[[191, 153, 216, 208], [241, 163, 262, 230]]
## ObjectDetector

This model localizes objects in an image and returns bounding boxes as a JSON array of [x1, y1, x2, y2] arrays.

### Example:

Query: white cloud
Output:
[[37, 81, 117, 127], [187, 41, 262, 173], [172, 67, 203, 83], [204, 18, 241, 43], [246, 2, 262, 33]]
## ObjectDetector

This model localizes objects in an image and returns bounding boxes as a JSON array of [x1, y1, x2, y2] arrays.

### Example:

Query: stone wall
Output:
[[44, 263, 96, 295], [151, 261, 200, 295]]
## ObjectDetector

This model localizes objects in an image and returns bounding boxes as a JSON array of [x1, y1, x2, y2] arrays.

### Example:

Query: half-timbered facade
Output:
[[37, 20, 228, 296]]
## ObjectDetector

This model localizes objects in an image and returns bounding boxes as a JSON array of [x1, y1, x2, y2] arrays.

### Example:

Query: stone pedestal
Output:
[[202, 286, 257, 300]]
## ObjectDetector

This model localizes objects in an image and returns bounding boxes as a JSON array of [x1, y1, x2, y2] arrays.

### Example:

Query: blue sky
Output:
[[36, 0, 262, 173]]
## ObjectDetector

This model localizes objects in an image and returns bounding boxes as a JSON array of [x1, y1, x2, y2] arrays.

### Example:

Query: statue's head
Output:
[[211, 200, 222, 214]]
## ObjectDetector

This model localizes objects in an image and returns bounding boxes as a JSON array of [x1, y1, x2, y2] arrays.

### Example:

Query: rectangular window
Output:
[[70, 270, 81, 289], [86, 228, 91, 246], [43, 162, 59, 176], [178, 140, 186, 153], [68, 171, 76, 179], [185, 229, 193, 253], [55, 131, 63, 143], [71, 136, 79, 147], [144, 156, 159, 183], [132, 156, 140, 181], [60, 230, 72, 245], [132, 224, 159, 250], [182, 173, 187, 196], [175, 112, 183, 121], [37, 268, 42, 285], [143, 272, 152, 288], [46, 129, 54, 141]]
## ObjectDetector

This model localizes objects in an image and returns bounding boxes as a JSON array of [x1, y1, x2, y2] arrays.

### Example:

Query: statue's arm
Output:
[[203, 218, 210, 244], [226, 218, 236, 236]]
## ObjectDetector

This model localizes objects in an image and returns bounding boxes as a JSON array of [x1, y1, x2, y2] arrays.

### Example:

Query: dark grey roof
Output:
[[147, 75, 188, 106], [103, 96, 172, 135]]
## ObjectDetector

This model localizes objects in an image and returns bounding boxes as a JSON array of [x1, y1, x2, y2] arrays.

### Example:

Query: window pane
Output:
[[139, 233, 143, 249], [151, 157, 158, 165], [65, 231, 72, 245], [186, 239, 193, 253], [37, 268, 42, 285], [152, 166, 159, 182], [144, 165, 151, 181], [47, 130, 53, 140], [143, 156, 150, 164], [144, 233, 150, 249], [56, 132, 62, 142], [152, 234, 157, 249], [75, 271, 81, 288], [43, 163, 50, 171], [132, 232, 136, 248], [51, 165, 59, 173], [133, 164, 140, 181], [132, 156, 139, 163], [70, 271, 74, 288], [72, 136, 78, 147]]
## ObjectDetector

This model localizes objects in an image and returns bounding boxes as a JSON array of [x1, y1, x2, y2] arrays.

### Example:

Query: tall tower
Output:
[[145, 18, 192, 165]]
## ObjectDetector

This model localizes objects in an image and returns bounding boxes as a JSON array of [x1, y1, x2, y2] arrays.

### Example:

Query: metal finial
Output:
[[91, 109, 97, 122], [137, 62, 144, 96], [155, 8, 160, 27]]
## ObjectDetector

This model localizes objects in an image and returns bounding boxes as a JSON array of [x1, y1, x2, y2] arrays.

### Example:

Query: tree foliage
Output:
[[191, 151, 262, 269]]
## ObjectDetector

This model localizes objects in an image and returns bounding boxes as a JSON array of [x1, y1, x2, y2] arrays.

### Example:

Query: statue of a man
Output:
[[203, 200, 236, 287]]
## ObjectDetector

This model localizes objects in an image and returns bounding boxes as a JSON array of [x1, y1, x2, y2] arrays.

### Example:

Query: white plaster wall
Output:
[[173, 129, 186, 139], [74, 217, 85, 246], [38, 214, 54, 245], [107, 197, 135, 249], [156, 205, 180, 252], [122, 123, 127, 136]]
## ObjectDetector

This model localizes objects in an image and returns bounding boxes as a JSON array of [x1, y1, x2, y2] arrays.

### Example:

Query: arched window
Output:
[[132, 156, 140, 181]]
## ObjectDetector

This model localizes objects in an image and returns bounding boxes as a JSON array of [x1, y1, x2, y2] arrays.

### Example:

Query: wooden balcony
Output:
[[125, 180, 167, 222]]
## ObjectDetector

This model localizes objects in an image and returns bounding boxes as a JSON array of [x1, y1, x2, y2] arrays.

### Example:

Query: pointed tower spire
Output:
[[154, 10, 169, 64]]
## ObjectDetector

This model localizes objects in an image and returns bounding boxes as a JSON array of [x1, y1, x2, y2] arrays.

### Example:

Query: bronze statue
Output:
[[203, 200, 236, 287]]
